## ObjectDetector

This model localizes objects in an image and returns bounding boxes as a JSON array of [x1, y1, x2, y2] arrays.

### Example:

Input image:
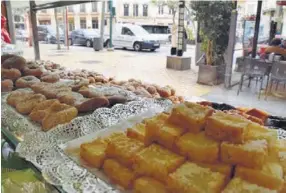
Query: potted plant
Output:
[[191, 1, 232, 85]]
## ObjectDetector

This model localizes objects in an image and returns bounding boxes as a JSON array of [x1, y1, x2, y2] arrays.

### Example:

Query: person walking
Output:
[[183, 27, 188, 52]]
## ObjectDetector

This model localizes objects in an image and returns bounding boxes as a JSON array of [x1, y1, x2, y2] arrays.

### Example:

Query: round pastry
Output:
[[1, 54, 16, 63], [15, 76, 40, 88], [23, 66, 44, 77], [41, 73, 60, 83], [1, 79, 14, 92], [2, 56, 26, 70], [2, 68, 21, 81], [88, 76, 95, 83]]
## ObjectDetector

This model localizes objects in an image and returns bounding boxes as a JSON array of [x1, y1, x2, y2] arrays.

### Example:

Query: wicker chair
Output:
[[237, 57, 271, 99], [265, 61, 286, 100]]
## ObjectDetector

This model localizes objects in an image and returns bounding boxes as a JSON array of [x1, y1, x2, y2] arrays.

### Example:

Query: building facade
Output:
[[36, 1, 175, 32]]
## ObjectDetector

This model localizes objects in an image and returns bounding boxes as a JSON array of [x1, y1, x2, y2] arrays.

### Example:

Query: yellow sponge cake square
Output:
[[175, 132, 219, 163], [127, 123, 146, 143], [133, 177, 168, 193], [167, 162, 225, 193], [168, 103, 213, 133], [221, 140, 268, 169], [222, 177, 277, 193], [105, 134, 144, 167], [103, 159, 135, 189], [235, 162, 284, 190], [133, 144, 185, 182], [80, 139, 108, 168], [205, 111, 250, 143], [197, 162, 233, 182]]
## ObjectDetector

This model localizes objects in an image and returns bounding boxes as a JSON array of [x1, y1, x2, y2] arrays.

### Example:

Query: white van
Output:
[[104, 24, 160, 51]]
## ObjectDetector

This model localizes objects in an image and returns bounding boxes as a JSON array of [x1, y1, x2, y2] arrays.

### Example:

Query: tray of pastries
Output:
[[61, 102, 286, 193]]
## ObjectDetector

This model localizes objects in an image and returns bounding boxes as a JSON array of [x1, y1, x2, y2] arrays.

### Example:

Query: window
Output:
[[80, 4, 86, 12], [124, 4, 129, 16], [122, 27, 133, 36], [133, 4, 138, 17], [143, 4, 148, 17], [92, 18, 98, 29], [80, 18, 86, 29], [104, 19, 107, 26], [92, 2, 98, 12], [158, 5, 164, 15], [68, 18, 75, 31], [68, 6, 74, 12], [14, 15, 21, 22]]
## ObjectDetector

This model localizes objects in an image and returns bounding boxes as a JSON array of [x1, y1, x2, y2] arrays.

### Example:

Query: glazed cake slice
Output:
[[205, 111, 250, 143], [133, 144, 185, 182], [222, 177, 277, 193], [221, 140, 268, 169], [105, 134, 144, 167], [80, 138, 108, 168], [235, 162, 284, 190], [167, 162, 226, 193], [168, 103, 213, 133], [175, 131, 219, 163]]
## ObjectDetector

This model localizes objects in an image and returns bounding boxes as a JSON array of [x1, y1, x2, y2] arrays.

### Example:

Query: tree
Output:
[[54, 8, 61, 50], [151, 0, 178, 24], [191, 1, 232, 65]]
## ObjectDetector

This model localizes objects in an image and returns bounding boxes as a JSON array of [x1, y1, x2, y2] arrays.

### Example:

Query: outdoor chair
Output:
[[265, 61, 286, 100], [237, 57, 271, 99]]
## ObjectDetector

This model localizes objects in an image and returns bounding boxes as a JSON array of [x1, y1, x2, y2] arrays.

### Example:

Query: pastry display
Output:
[[23, 66, 44, 77], [77, 102, 285, 192], [31, 82, 72, 99], [1, 79, 13, 92], [40, 73, 60, 83], [15, 76, 40, 88]]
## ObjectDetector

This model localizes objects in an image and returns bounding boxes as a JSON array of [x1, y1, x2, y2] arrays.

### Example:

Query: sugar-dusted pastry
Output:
[[1, 79, 13, 92], [15, 93, 46, 114], [15, 76, 40, 88], [80, 138, 108, 168], [105, 134, 144, 167], [30, 101, 78, 131], [57, 92, 109, 112], [29, 99, 58, 122], [23, 66, 44, 77], [205, 111, 250, 143], [167, 162, 225, 193], [2, 68, 21, 81], [168, 102, 213, 133], [2, 55, 26, 70], [133, 144, 185, 182], [6, 90, 34, 107], [235, 162, 284, 190], [103, 159, 135, 189], [221, 140, 268, 169], [133, 177, 168, 193], [31, 82, 72, 99], [175, 131, 220, 163]]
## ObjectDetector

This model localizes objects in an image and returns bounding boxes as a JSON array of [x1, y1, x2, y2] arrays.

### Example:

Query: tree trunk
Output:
[[172, 10, 176, 24], [54, 8, 60, 50], [206, 40, 213, 65]]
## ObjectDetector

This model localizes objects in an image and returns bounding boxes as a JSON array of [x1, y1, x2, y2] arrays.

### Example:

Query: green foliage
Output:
[[151, 0, 178, 23], [186, 28, 194, 40], [191, 1, 233, 65]]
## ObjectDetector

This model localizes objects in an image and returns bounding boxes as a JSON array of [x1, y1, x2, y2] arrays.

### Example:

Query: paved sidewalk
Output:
[[23, 44, 212, 97]]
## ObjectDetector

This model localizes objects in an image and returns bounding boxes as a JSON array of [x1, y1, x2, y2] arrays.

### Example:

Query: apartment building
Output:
[[36, 0, 175, 32]]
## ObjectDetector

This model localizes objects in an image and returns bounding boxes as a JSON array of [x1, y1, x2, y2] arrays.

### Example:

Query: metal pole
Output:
[[225, 10, 238, 89], [5, 0, 16, 44], [252, 0, 262, 58], [66, 7, 69, 50], [177, 0, 185, 57], [109, 0, 113, 48], [54, 8, 60, 50], [29, 0, 40, 60], [100, 0, 105, 49]]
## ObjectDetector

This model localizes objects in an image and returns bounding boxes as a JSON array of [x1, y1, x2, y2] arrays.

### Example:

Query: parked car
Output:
[[37, 25, 64, 44], [104, 24, 160, 51], [69, 29, 100, 47], [15, 29, 29, 41]]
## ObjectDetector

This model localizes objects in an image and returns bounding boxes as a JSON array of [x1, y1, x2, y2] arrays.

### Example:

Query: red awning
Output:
[[277, 1, 286, 6]]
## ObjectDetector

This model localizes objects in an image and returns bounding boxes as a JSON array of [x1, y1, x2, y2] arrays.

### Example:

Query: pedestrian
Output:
[[183, 27, 188, 52], [1, 15, 11, 44]]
